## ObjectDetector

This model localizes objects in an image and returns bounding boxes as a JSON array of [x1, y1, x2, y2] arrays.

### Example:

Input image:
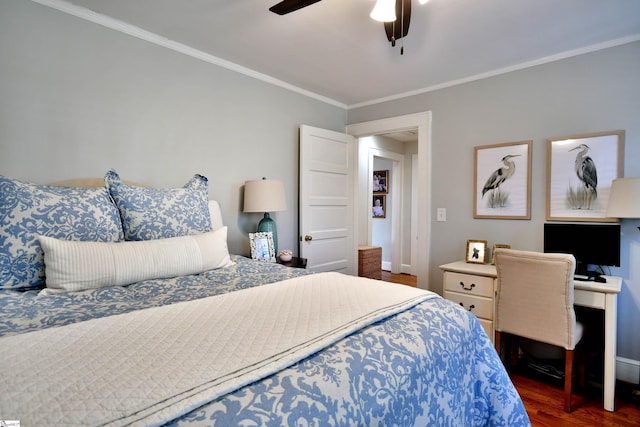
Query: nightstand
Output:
[[277, 257, 307, 269], [358, 245, 382, 279], [439, 261, 497, 343]]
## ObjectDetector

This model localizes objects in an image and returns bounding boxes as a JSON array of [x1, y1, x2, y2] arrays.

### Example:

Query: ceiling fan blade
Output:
[[384, 0, 411, 42], [269, 0, 323, 15]]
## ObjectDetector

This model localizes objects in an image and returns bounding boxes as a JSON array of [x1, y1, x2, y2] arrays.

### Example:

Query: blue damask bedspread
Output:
[[0, 255, 309, 337], [167, 296, 531, 427], [0, 256, 530, 426]]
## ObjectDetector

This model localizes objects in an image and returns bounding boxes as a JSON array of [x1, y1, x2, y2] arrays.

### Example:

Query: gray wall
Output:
[[0, 0, 346, 256], [349, 41, 640, 364]]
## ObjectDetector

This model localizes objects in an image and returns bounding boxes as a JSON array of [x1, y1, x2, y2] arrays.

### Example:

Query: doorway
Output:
[[346, 112, 432, 290], [367, 143, 413, 275]]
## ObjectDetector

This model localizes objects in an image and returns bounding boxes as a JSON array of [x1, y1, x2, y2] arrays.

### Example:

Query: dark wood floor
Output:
[[381, 270, 416, 287], [510, 371, 640, 426], [381, 270, 640, 426]]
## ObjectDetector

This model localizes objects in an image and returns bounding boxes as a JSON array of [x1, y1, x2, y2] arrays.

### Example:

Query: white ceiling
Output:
[[52, 0, 640, 107]]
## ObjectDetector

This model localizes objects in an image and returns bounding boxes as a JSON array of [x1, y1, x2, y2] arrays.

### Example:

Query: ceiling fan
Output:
[[269, 0, 418, 54], [268, 0, 323, 15]]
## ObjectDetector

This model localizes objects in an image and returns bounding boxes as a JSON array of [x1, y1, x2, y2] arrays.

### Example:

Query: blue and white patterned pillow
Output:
[[105, 170, 212, 241], [0, 175, 124, 290]]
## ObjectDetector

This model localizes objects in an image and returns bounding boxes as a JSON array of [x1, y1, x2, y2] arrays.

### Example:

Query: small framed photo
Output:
[[373, 170, 388, 194], [466, 239, 488, 264], [490, 244, 511, 265], [249, 231, 276, 262], [546, 130, 624, 222], [372, 195, 386, 218]]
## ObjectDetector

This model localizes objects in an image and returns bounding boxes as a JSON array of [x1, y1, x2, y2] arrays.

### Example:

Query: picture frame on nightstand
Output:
[[249, 231, 276, 262], [490, 244, 511, 265], [466, 239, 488, 264]]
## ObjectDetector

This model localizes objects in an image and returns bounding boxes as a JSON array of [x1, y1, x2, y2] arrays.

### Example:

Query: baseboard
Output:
[[617, 357, 640, 384], [401, 263, 412, 274], [382, 263, 414, 275]]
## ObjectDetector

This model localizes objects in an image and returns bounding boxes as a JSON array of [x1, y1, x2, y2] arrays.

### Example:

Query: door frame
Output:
[[346, 111, 432, 289]]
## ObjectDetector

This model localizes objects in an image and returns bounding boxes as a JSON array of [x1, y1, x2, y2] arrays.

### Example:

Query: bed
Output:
[[0, 172, 531, 426]]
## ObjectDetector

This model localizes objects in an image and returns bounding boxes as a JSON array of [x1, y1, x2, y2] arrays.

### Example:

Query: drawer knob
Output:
[[459, 281, 476, 291], [459, 302, 475, 312]]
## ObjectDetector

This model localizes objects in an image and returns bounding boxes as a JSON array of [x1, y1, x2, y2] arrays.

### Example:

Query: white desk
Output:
[[573, 276, 621, 412], [439, 261, 622, 412]]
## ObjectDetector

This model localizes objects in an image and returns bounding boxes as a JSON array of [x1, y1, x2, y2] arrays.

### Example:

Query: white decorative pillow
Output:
[[0, 175, 124, 290], [207, 200, 224, 231], [38, 227, 233, 294], [105, 170, 212, 241]]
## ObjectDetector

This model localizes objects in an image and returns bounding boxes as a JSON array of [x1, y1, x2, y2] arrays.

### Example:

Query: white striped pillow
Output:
[[38, 227, 232, 294]]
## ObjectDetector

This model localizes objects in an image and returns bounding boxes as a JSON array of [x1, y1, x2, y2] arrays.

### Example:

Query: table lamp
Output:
[[243, 178, 287, 252], [607, 177, 640, 230]]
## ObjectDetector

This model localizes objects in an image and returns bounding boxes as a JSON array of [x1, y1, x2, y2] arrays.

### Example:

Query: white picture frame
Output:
[[249, 231, 276, 262]]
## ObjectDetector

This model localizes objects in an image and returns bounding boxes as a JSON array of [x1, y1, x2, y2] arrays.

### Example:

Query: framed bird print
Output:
[[546, 130, 624, 222], [474, 140, 532, 219]]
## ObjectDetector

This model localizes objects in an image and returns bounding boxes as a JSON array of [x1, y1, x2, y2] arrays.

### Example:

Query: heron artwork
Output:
[[482, 154, 520, 208], [568, 143, 598, 209]]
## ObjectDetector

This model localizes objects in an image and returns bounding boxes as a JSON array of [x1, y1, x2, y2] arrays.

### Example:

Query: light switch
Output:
[[437, 208, 446, 222]]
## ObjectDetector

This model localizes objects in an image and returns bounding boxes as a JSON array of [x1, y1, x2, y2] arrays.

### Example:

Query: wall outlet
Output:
[[437, 208, 446, 222]]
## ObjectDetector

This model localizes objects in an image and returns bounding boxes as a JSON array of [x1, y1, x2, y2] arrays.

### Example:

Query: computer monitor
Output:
[[543, 223, 621, 278]]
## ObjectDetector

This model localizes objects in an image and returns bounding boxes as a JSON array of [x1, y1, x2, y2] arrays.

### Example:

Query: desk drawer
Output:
[[444, 291, 493, 320], [444, 272, 494, 298]]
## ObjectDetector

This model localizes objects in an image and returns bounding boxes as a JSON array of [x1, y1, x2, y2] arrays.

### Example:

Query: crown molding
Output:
[[349, 34, 640, 109]]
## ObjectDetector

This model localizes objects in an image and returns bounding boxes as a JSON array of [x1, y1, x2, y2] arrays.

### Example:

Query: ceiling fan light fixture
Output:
[[370, 0, 397, 22], [418, 0, 430, 4]]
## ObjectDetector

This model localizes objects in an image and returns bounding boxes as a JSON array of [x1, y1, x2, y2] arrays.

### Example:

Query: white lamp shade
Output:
[[606, 177, 640, 218], [370, 0, 396, 22], [243, 179, 287, 213]]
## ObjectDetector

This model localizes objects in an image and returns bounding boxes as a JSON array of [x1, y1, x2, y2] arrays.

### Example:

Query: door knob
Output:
[[304, 235, 313, 241]]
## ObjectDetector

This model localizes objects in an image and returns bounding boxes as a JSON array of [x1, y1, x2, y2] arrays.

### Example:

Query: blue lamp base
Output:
[[257, 212, 278, 253]]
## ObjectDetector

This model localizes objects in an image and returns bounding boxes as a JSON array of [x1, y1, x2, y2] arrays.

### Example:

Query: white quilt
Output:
[[0, 272, 436, 426]]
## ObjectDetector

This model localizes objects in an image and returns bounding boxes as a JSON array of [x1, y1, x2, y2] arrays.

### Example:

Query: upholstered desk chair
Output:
[[494, 248, 584, 413]]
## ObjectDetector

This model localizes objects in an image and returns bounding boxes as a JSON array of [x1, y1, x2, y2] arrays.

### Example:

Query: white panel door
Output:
[[299, 125, 356, 274]]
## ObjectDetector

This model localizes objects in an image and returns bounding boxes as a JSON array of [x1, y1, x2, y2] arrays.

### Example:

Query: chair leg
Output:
[[564, 349, 574, 412]]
